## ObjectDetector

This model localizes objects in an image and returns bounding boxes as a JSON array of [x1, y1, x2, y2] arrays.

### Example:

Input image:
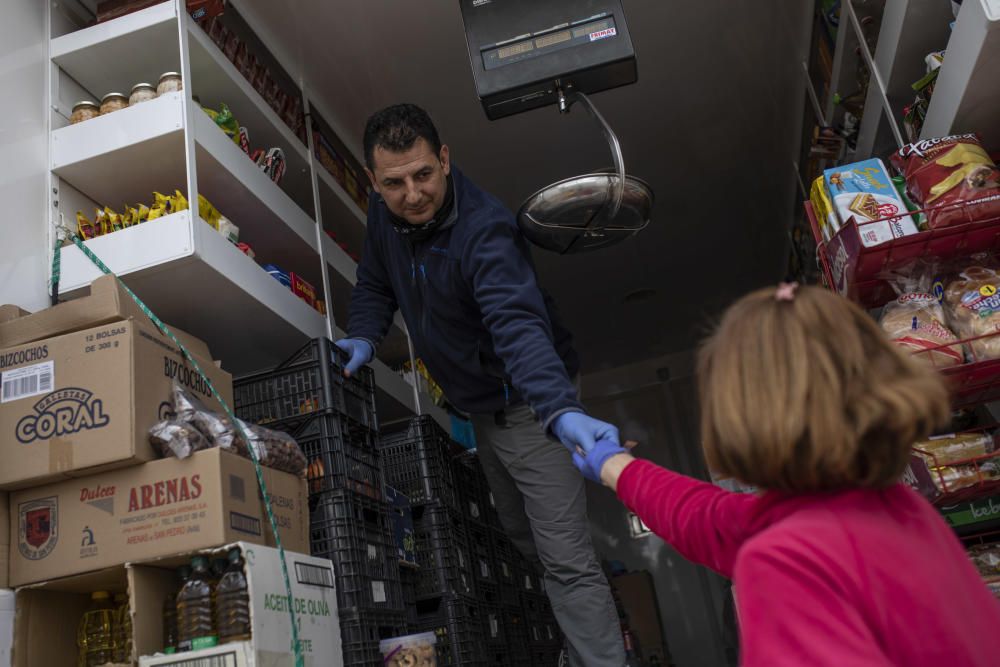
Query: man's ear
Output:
[[439, 144, 451, 176], [364, 167, 380, 194]]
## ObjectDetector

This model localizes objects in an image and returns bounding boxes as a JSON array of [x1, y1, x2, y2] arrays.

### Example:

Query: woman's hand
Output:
[[572, 438, 636, 491]]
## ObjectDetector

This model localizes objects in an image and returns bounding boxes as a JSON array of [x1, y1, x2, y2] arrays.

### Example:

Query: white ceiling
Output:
[[238, 0, 813, 372]]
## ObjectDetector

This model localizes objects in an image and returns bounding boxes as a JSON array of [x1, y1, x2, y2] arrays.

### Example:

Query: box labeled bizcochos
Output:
[[0, 317, 232, 489]]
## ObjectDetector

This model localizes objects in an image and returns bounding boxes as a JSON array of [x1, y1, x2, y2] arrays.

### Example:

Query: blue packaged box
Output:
[[823, 158, 918, 247], [386, 485, 417, 566]]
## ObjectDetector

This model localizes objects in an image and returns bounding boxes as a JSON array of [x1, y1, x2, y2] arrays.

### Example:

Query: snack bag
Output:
[[76, 211, 97, 240], [940, 263, 1000, 361], [891, 133, 1000, 229], [234, 420, 307, 476], [148, 191, 171, 220], [824, 158, 919, 247], [171, 190, 189, 213], [149, 419, 210, 460], [135, 203, 150, 224], [213, 103, 241, 144], [197, 194, 221, 229], [809, 176, 839, 241], [879, 262, 964, 367]]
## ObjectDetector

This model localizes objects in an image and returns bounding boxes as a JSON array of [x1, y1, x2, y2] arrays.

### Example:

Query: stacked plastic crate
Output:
[[380, 416, 487, 665], [233, 339, 405, 666]]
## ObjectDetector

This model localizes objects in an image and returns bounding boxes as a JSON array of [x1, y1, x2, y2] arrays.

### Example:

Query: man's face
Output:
[[367, 138, 451, 225]]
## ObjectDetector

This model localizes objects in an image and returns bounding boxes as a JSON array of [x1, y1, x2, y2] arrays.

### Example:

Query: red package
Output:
[[891, 133, 1000, 229], [289, 273, 317, 308]]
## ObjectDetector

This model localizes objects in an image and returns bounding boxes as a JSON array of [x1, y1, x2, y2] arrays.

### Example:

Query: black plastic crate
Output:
[[379, 416, 462, 509], [498, 607, 532, 667], [309, 490, 404, 614], [413, 506, 476, 600], [400, 564, 420, 627], [234, 338, 378, 428], [467, 521, 496, 586], [270, 411, 383, 499], [415, 597, 487, 667], [339, 609, 406, 667], [452, 450, 489, 525], [531, 645, 563, 667], [490, 529, 520, 607]]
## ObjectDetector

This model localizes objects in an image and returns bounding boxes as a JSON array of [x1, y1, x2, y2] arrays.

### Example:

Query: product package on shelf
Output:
[[878, 262, 964, 368], [824, 158, 919, 247], [906, 429, 1000, 505], [891, 134, 1000, 230]]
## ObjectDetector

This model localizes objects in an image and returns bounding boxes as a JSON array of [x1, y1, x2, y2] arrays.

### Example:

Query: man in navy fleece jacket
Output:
[[337, 104, 625, 665]]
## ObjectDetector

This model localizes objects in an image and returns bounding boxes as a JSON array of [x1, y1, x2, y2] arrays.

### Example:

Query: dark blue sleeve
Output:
[[347, 222, 397, 348], [462, 217, 583, 429]]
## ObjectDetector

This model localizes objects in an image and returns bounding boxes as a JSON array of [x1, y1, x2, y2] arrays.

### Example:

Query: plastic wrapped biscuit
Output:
[[149, 419, 211, 459], [913, 432, 996, 465], [380, 633, 437, 667], [879, 262, 964, 367]]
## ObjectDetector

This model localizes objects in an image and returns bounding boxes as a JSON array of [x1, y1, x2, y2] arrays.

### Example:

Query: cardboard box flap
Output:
[[0, 275, 212, 359], [0, 305, 30, 324]]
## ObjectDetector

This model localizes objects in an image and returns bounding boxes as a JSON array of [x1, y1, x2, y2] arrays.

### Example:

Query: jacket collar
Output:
[[384, 172, 458, 242]]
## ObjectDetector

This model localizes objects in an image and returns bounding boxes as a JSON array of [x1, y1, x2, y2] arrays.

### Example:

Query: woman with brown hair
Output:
[[574, 283, 1000, 666]]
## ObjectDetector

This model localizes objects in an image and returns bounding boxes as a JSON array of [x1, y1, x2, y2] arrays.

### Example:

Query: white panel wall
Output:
[[0, 0, 50, 311]]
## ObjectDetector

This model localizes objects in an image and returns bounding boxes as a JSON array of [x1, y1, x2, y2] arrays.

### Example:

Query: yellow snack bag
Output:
[[172, 190, 189, 213], [148, 192, 171, 220], [809, 176, 839, 242], [197, 194, 221, 229], [104, 206, 123, 233], [135, 203, 150, 224], [76, 212, 96, 240]]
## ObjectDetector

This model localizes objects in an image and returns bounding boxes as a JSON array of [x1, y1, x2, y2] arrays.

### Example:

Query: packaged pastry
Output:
[[233, 420, 307, 476], [923, 459, 1000, 494], [913, 432, 996, 465], [940, 264, 1000, 361], [968, 543, 1000, 579], [149, 419, 211, 459], [380, 632, 437, 667], [891, 133, 1000, 229], [879, 263, 963, 367], [824, 158, 919, 247]]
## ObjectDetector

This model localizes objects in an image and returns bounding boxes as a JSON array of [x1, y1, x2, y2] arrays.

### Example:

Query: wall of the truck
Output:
[[0, 0, 49, 312], [583, 354, 735, 667]]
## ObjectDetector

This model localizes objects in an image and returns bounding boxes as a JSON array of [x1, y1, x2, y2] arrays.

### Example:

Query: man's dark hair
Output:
[[363, 103, 442, 170]]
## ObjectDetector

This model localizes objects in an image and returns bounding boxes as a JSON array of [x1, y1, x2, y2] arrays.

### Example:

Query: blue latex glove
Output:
[[334, 338, 374, 377], [572, 438, 628, 483], [552, 412, 620, 454]]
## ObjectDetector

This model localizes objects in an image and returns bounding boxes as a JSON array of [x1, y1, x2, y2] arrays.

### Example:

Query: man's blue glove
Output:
[[572, 438, 628, 483], [334, 338, 374, 377], [551, 412, 620, 454]]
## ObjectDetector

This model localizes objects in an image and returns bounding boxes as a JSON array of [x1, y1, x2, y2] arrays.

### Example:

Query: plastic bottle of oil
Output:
[[177, 556, 217, 651], [210, 556, 228, 621], [112, 592, 132, 663], [216, 548, 252, 644], [162, 565, 189, 654], [78, 591, 115, 667]]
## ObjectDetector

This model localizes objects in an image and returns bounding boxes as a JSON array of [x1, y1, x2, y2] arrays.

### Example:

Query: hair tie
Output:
[[775, 282, 799, 302]]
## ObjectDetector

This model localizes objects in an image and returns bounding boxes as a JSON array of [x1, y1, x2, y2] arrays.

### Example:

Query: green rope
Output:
[[63, 231, 305, 666], [50, 235, 62, 306]]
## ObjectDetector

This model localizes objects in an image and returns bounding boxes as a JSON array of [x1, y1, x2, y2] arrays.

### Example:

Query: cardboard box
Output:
[[0, 493, 7, 589], [14, 543, 339, 667], [0, 275, 212, 360], [0, 318, 231, 489], [9, 448, 307, 587]]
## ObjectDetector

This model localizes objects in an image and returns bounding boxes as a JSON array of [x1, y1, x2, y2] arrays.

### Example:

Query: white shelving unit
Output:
[[829, 0, 1000, 159], [47, 0, 445, 428], [922, 0, 1000, 146]]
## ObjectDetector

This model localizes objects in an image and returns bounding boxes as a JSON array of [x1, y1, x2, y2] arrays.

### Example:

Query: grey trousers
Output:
[[471, 404, 625, 667]]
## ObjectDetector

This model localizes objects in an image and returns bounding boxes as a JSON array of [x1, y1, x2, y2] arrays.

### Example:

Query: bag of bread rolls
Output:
[[941, 264, 1000, 361], [879, 262, 964, 367]]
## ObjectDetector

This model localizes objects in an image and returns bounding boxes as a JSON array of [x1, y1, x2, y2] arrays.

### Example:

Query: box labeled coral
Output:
[[0, 318, 231, 489]]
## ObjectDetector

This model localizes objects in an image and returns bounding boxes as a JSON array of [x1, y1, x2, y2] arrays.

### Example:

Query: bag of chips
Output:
[[891, 133, 1000, 229]]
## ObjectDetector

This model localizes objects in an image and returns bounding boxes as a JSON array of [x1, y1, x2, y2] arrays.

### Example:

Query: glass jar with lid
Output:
[[70, 101, 100, 124], [129, 83, 157, 106], [157, 72, 183, 95], [100, 93, 128, 115]]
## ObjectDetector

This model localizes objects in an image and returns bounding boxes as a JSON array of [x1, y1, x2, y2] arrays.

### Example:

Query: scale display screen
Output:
[[482, 15, 618, 71]]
